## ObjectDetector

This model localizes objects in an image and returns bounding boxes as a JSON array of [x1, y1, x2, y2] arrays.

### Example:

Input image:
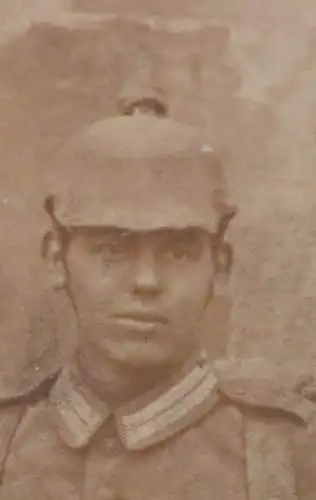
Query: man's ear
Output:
[[41, 230, 67, 291], [213, 241, 233, 296]]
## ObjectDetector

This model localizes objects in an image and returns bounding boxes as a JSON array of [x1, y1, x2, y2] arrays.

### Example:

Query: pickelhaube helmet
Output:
[[44, 82, 237, 242]]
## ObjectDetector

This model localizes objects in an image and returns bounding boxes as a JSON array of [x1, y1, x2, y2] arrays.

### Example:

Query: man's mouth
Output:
[[113, 311, 168, 331]]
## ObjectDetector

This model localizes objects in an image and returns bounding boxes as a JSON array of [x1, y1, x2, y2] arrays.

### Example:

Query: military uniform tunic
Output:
[[0, 352, 315, 500]]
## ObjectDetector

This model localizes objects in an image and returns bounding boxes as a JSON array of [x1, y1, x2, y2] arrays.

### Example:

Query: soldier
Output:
[[0, 83, 315, 500]]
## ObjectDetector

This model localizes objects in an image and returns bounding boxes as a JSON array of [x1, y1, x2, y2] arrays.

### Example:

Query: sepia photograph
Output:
[[1, 1, 316, 498]]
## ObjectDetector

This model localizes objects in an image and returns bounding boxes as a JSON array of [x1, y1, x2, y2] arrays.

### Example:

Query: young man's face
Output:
[[65, 227, 214, 370]]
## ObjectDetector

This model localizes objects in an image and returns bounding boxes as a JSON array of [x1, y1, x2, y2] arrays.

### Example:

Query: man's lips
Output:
[[113, 311, 169, 330]]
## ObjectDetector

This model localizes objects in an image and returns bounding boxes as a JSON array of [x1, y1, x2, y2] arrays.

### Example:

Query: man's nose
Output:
[[131, 248, 162, 296]]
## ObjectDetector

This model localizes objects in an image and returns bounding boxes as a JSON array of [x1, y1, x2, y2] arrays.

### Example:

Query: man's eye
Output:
[[101, 241, 126, 259], [104, 242, 120, 252], [165, 245, 193, 261], [88, 239, 127, 261]]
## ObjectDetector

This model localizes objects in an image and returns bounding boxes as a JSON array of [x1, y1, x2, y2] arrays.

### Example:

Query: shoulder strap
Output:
[[0, 370, 60, 408], [214, 358, 316, 424]]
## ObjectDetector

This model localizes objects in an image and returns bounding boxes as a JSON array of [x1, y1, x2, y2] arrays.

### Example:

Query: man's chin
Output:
[[102, 338, 177, 370]]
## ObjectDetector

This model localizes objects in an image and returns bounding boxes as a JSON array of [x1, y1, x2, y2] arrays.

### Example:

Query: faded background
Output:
[[1, 0, 316, 395]]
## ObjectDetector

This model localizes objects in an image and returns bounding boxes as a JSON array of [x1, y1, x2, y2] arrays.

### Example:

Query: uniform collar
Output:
[[49, 350, 220, 450]]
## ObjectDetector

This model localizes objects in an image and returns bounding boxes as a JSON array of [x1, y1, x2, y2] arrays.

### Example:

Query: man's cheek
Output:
[[85, 300, 112, 318], [179, 291, 211, 320], [74, 287, 112, 319], [174, 276, 211, 304], [72, 271, 113, 299]]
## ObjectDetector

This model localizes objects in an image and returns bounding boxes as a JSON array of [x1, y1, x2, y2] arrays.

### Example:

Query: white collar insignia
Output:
[[49, 351, 220, 450]]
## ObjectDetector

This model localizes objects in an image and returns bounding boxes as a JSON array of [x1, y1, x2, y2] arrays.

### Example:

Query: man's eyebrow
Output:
[[155, 227, 206, 237]]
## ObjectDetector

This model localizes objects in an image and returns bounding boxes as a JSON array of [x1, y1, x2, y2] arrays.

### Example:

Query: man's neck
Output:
[[73, 350, 184, 409]]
